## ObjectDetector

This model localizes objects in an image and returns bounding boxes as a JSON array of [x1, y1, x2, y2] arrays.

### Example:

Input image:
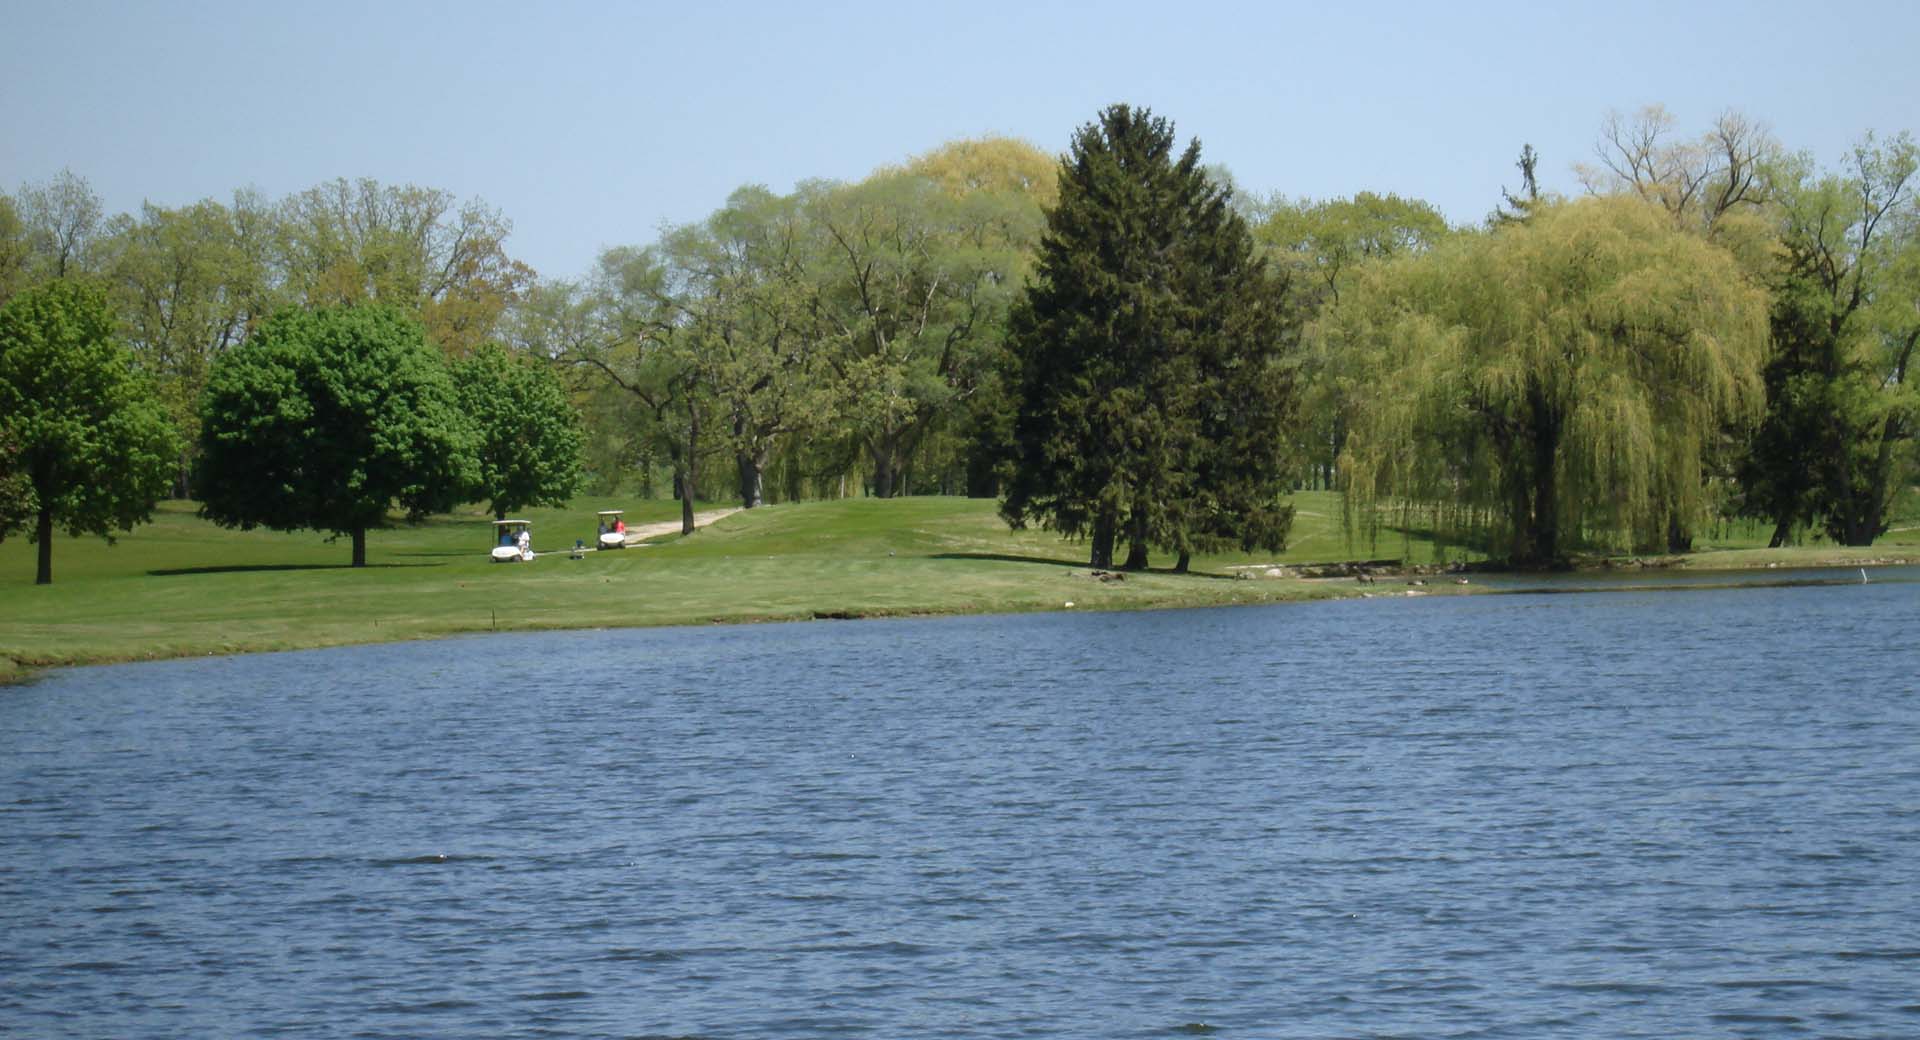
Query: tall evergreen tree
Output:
[[999, 104, 1299, 569]]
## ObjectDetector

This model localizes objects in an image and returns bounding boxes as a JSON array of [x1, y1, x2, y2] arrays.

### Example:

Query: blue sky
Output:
[[5, 0, 1917, 280]]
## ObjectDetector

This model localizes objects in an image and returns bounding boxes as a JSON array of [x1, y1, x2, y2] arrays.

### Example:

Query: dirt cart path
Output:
[[622, 508, 741, 544]]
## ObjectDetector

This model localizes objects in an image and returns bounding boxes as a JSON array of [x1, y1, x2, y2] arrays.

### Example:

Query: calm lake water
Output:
[[4, 574, 1919, 1038]]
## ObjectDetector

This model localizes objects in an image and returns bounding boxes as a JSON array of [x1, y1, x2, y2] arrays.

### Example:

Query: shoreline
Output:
[[6, 551, 1912, 687]]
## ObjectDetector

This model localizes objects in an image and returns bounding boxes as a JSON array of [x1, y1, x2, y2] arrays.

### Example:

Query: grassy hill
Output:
[[0, 493, 1371, 678], [3, 490, 1913, 681]]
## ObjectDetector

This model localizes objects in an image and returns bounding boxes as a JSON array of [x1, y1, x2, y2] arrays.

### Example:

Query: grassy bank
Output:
[[0, 493, 1388, 677], [2, 491, 1911, 680]]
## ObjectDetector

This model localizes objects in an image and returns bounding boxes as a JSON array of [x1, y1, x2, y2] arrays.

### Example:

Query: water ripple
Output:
[[4, 581, 1918, 1037]]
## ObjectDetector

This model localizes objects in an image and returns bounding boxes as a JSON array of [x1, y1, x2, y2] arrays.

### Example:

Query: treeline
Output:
[[3, 103, 1917, 572]]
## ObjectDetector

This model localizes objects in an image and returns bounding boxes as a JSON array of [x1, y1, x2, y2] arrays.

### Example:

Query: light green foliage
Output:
[[100, 196, 282, 492], [901, 135, 1061, 209], [550, 248, 726, 529], [0, 280, 178, 584], [1259, 192, 1452, 309], [657, 186, 835, 507], [277, 178, 532, 354], [1576, 106, 1779, 233], [1260, 192, 1452, 488], [13, 169, 105, 282], [452, 342, 584, 519], [809, 171, 1040, 497], [1340, 196, 1770, 564], [196, 305, 477, 566]]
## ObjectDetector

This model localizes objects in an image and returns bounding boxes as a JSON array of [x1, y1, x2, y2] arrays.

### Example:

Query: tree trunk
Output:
[[1523, 385, 1561, 566], [1665, 514, 1693, 554], [1089, 512, 1116, 569], [737, 451, 764, 509], [494, 505, 507, 521], [1768, 518, 1791, 549], [35, 504, 53, 585], [872, 451, 896, 499], [351, 526, 367, 568], [1121, 512, 1149, 570], [1174, 550, 1191, 574], [681, 409, 701, 536], [965, 450, 998, 498], [1530, 461, 1558, 566]]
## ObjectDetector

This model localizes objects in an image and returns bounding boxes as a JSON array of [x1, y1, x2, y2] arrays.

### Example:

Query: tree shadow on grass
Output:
[[147, 562, 445, 577], [931, 551, 1088, 569], [933, 550, 1273, 582]]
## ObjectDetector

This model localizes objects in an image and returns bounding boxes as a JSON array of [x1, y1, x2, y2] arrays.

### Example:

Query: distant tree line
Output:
[[2, 103, 1916, 578]]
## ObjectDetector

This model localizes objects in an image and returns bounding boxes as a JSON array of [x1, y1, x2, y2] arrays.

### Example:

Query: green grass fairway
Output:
[[4, 490, 1912, 681], [0, 493, 1382, 677]]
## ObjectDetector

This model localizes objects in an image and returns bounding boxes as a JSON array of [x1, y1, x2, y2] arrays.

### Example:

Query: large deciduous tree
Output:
[[1260, 192, 1452, 489], [903, 135, 1061, 209], [1736, 133, 1919, 546], [1576, 105, 1780, 233], [659, 187, 834, 509], [0, 426, 31, 538], [452, 342, 585, 520], [277, 178, 532, 354], [810, 172, 1034, 498], [549, 248, 721, 535], [1339, 196, 1770, 565], [196, 305, 476, 566], [13, 169, 105, 283], [0, 280, 178, 584], [101, 195, 282, 495], [998, 104, 1300, 570]]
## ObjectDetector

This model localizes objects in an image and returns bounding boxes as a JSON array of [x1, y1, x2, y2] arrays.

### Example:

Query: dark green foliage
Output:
[[0, 427, 28, 536], [452, 342, 584, 520], [196, 304, 476, 566], [1735, 136, 1919, 546], [0, 280, 178, 584], [998, 104, 1298, 569]]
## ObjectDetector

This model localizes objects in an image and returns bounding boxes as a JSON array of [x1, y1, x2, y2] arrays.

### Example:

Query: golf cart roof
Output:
[[493, 519, 531, 526], [596, 510, 623, 516]]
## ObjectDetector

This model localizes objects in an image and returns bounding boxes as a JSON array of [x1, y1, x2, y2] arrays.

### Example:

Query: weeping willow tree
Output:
[[1336, 196, 1769, 565]]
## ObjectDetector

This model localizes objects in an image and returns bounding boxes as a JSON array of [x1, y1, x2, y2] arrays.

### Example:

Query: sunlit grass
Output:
[[4, 489, 1910, 678], [1, 493, 1393, 675]]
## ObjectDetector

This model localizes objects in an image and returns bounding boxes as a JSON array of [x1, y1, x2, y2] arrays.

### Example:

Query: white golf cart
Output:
[[596, 510, 627, 550], [491, 519, 534, 562]]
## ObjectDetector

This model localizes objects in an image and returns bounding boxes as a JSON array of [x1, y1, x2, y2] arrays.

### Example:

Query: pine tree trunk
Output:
[[351, 527, 367, 568], [1121, 511, 1150, 570], [1090, 513, 1116, 569], [35, 504, 53, 585]]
